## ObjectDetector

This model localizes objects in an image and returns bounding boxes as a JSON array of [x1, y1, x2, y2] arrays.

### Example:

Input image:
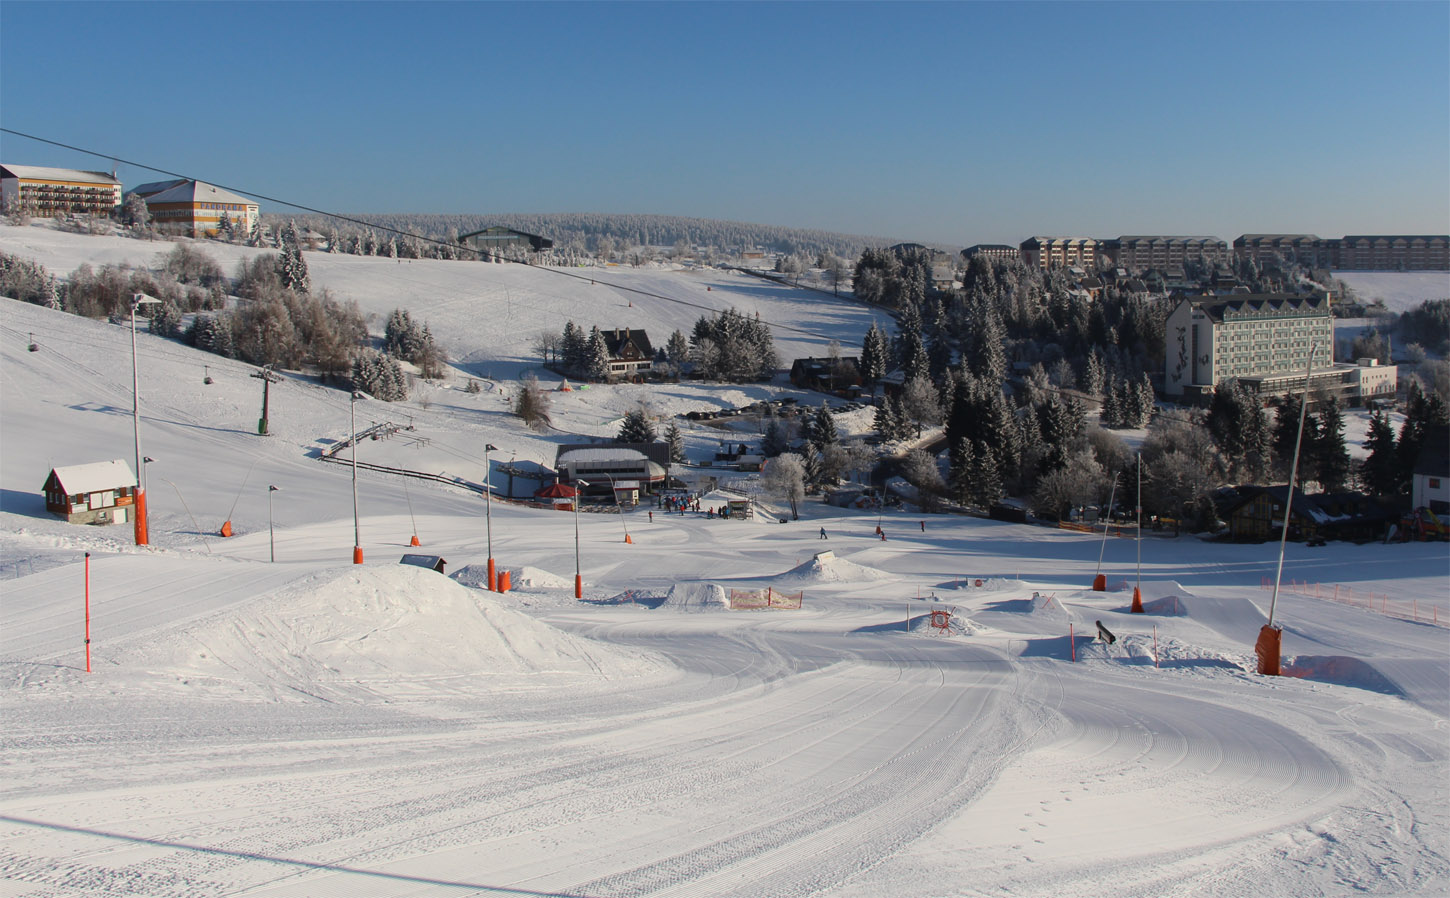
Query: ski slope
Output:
[[2, 225, 1448, 897]]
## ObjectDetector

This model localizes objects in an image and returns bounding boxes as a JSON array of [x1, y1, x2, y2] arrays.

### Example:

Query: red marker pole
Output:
[[84, 552, 91, 673]]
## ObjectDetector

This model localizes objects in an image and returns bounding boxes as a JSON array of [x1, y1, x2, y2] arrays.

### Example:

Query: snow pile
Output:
[[952, 576, 1025, 591], [452, 563, 573, 590], [657, 582, 729, 611], [128, 565, 659, 701], [772, 550, 895, 584], [1027, 592, 1070, 619]]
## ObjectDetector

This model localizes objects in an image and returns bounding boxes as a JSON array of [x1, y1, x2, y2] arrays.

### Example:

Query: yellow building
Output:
[[1, 164, 122, 217], [128, 179, 259, 237]]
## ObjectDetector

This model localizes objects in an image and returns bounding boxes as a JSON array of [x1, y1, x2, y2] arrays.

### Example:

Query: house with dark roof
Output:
[[554, 442, 671, 495], [458, 226, 554, 256], [601, 328, 654, 378], [790, 356, 862, 394], [1223, 486, 1391, 543]]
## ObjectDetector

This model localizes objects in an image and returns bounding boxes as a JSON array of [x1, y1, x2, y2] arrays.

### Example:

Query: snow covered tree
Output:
[[899, 375, 941, 438], [1312, 398, 1351, 493], [860, 321, 888, 385], [584, 326, 612, 382], [352, 348, 407, 401], [809, 402, 839, 452], [762, 418, 790, 457], [513, 374, 552, 431], [279, 221, 310, 294], [761, 452, 806, 519], [616, 408, 657, 443]]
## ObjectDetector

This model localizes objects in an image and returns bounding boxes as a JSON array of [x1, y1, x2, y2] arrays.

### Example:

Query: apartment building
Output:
[[1101, 236, 1230, 272], [1164, 293, 1335, 401], [0, 164, 122, 217], [1019, 236, 1099, 270], [1336, 235, 1449, 271]]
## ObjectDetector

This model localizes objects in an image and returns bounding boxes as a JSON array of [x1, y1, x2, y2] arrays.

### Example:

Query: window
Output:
[[1432, 478, 1443, 489]]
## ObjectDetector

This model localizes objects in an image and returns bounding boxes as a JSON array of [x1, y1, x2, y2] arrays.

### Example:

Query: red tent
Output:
[[535, 483, 578, 499]]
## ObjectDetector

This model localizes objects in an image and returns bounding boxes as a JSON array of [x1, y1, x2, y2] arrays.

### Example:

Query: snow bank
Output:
[[1284, 655, 1403, 695], [127, 565, 658, 702], [452, 563, 573, 590]]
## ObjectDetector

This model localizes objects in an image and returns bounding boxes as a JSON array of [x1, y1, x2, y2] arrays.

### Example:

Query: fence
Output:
[[1261, 577, 1444, 627], [729, 588, 804, 610]]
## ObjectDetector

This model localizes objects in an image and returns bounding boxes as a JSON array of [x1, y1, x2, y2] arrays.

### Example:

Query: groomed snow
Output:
[[2, 224, 1448, 897]]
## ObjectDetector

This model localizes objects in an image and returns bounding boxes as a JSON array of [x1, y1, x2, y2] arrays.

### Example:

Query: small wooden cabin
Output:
[[43, 459, 137, 525]]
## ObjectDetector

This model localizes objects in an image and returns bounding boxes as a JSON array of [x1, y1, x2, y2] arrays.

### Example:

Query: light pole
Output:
[[350, 391, 364, 564], [484, 443, 498, 591], [574, 478, 589, 599], [130, 293, 160, 546], [268, 485, 279, 562]]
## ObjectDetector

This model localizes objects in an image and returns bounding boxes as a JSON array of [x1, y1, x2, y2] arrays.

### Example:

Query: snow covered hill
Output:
[[1, 223, 1448, 897]]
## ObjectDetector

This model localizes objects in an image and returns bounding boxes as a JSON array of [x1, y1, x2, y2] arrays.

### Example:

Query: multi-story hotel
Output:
[[1019, 236, 1099, 270], [1101, 236, 1230, 272], [1232, 234, 1336, 268], [1165, 293, 1336, 401], [0, 164, 122, 217], [127, 179, 259, 238]]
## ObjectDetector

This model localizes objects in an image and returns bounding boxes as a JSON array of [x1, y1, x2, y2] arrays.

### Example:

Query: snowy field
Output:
[[1335, 271, 1449, 314], [1, 225, 1448, 897]]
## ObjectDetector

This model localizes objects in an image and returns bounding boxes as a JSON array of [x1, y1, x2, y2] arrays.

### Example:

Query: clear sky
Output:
[[2, 1, 1446, 247]]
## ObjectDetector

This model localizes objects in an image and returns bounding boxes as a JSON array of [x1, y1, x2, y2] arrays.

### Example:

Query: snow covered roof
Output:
[[0, 165, 120, 185], [142, 180, 257, 207], [557, 448, 649, 465], [46, 459, 135, 494], [126, 178, 188, 198]]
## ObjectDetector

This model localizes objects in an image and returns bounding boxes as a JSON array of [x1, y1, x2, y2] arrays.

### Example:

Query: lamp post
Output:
[[268, 485, 279, 562], [484, 443, 498, 591], [130, 293, 160, 545], [350, 391, 364, 564], [574, 478, 589, 598]]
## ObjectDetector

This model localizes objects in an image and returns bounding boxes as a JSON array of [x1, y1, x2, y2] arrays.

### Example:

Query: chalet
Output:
[[1223, 486, 1391, 543], [790, 356, 861, 393], [43, 460, 137, 526], [601, 328, 654, 378]]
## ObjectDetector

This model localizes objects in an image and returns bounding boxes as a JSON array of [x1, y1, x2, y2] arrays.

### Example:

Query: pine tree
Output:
[[616, 408, 657, 443], [561, 321, 584, 375], [949, 437, 974, 506], [860, 321, 887, 384], [810, 402, 839, 451], [1314, 398, 1351, 493], [585, 326, 612, 381], [875, 394, 903, 441], [969, 439, 1003, 509], [665, 423, 686, 463], [762, 418, 790, 457], [1361, 409, 1402, 496]]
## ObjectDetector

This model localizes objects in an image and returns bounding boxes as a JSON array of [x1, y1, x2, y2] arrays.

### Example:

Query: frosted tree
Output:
[[761, 452, 806, 519], [616, 408, 657, 443], [665, 423, 687, 464], [584, 326, 612, 382]]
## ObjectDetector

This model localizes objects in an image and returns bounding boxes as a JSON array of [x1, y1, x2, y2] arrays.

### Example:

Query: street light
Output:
[[268, 485, 279, 562], [574, 478, 589, 599], [350, 391, 365, 564], [484, 443, 498, 591], [130, 293, 160, 546]]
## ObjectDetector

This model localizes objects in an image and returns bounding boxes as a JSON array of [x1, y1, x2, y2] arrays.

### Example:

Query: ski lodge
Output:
[[42, 460, 137, 526]]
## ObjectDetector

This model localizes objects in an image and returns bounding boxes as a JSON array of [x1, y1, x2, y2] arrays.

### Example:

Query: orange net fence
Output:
[[1261, 577, 1445, 627], [729, 588, 804, 610]]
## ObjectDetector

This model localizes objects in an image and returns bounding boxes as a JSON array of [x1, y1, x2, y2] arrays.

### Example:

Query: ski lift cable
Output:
[[0, 129, 837, 341]]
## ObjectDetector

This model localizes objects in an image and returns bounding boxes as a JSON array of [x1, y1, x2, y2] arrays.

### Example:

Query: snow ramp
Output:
[[772, 550, 894, 584], [657, 582, 729, 612]]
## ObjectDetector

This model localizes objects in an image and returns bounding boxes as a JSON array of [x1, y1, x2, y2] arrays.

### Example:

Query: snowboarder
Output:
[[920, 520, 925, 532], [819, 527, 828, 539], [1095, 620, 1117, 645]]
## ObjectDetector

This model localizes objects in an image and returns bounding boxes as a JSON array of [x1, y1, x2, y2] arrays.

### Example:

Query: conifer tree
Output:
[[665, 423, 686, 464], [585, 326, 611, 382]]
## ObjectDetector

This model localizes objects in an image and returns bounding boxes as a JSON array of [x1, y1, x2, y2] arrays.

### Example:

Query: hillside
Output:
[[1, 222, 1448, 897]]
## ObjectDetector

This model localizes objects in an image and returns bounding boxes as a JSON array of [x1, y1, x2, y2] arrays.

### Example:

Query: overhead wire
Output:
[[0, 128, 839, 339]]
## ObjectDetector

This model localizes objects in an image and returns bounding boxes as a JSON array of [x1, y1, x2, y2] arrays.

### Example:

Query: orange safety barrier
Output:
[[1260, 578, 1444, 627]]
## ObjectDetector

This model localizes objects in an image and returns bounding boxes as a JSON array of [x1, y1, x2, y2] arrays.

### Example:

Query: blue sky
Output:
[[2, 1, 1446, 247]]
